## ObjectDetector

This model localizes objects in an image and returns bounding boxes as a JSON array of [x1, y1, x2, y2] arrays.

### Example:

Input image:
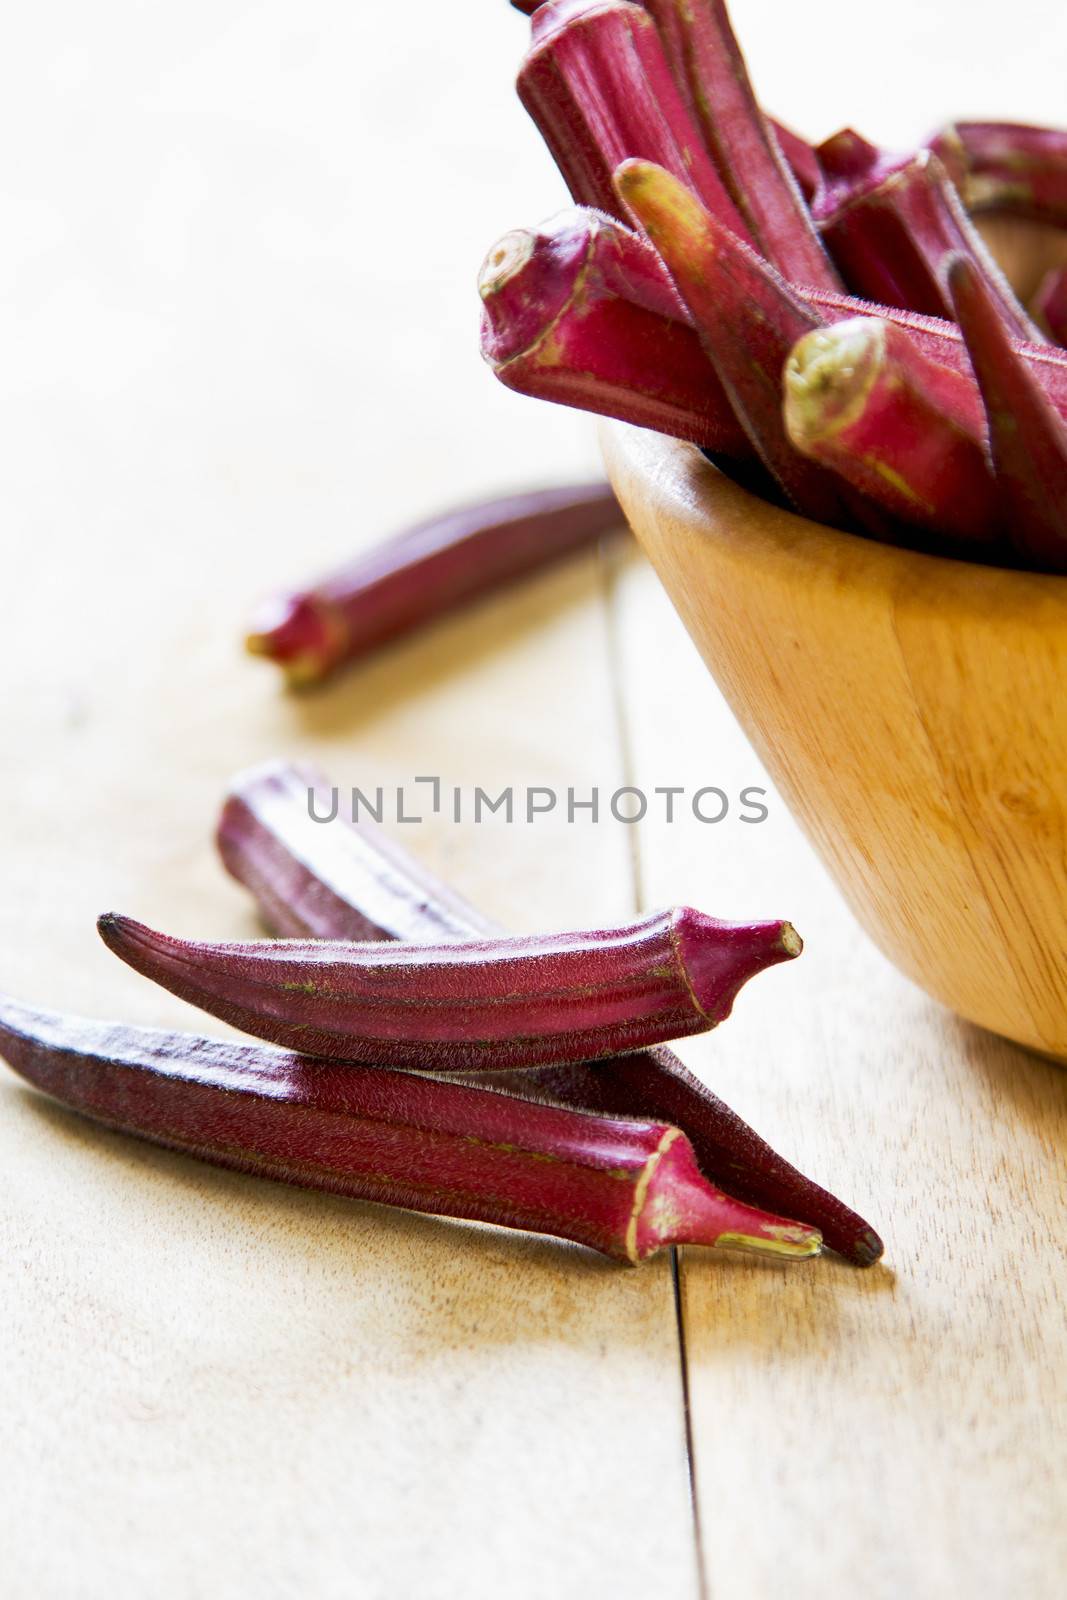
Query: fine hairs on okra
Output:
[[216, 759, 884, 1265], [812, 135, 1044, 344], [0, 997, 822, 1265], [1033, 266, 1067, 348]]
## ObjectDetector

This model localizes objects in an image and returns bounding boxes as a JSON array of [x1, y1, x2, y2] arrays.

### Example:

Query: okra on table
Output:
[[215, 760, 884, 1265], [0, 998, 822, 1265]]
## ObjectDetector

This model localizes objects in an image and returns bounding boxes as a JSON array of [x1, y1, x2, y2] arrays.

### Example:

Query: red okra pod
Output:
[[510, 0, 822, 207], [216, 760, 884, 1265], [949, 255, 1067, 573], [769, 120, 821, 204], [642, 0, 839, 290], [613, 159, 884, 532], [783, 316, 1002, 551], [218, 762, 494, 945], [813, 142, 1043, 344], [97, 908, 801, 1072], [479, 205, 1067, 447], [478, 208, 749, 455], [517, 0, 753, 241], [931, 121, 1067, 227], [246, 483, 623, 687], [0, 999, 820, 1264], [1033, 266, 1067, 349]]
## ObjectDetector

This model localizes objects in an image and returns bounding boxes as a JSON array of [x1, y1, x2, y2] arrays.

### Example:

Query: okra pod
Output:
[[216, 760, 884, 1265], [931, 120, 1067, 227], [613, 158, 886, 533], [246, 483, 623, 687], [509, 0, 822, 206], [949, 254, 1067, 573], [97, 907, 801, 1072], [517, 0, 753, 240], [643, 0, 840, 289], [478, 207, 1067, 449], [806, 287, 1067, 420], [217, 762, 493, 945], [813, 144, 1043, 344], [0, 998, 821, 1264], [478, 209, 750, 455]]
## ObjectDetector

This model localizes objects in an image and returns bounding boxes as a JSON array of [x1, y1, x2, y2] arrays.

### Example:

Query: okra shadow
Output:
[[675, 1246, 896, 1370], [271, 537, 627, 741]]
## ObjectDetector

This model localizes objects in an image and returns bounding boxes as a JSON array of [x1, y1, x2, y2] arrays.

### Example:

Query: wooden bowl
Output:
[[601, 420, 1067, 1061]]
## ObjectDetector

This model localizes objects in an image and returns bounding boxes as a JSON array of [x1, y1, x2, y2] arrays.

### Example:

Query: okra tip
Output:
[[851, 1228, 886, 1267], [613, 159, 710, 253], [245, 592, 343, 687], [671, 908, 802, 1026]]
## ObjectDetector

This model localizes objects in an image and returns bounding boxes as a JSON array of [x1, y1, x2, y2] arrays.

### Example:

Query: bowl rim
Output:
[[601, 420, 1067, 624]]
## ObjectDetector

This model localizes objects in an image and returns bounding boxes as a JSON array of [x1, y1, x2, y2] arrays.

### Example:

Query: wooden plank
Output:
[[610, 544, 1067, 1598], [0, 5, 699, 1596]]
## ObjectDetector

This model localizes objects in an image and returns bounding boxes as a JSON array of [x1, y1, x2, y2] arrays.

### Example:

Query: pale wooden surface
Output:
[[610, 547, 1067, 1599], [2, 3, 1066, 1597]]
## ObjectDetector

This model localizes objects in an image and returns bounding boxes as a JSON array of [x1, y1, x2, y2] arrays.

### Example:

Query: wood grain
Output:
[[603, 424, 1067, 1059], [0, 516, 702, 1600], [0, 6, 699, 1598], [6, 1, 1067, 1596], [607, 543, 1067, 1599]]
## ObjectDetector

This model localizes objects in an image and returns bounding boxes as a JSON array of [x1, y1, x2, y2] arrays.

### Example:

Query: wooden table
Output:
[[2, 4, 1065, 1595]]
